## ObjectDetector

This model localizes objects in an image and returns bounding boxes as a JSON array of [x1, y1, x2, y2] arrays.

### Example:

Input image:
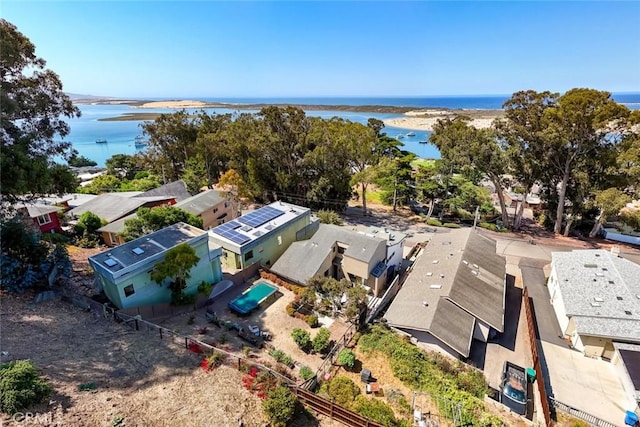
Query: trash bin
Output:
[[625, 411, 638, 426], [526, 367, 536, 383], [361, 368, 372, 383]]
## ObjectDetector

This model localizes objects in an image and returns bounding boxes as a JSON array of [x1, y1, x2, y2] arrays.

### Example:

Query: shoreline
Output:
[[83, 98, 503, 129]]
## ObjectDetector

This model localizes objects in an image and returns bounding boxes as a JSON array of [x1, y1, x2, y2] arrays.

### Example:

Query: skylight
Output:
[[132, 247, 145, 255], [104, 258, 117, 267]]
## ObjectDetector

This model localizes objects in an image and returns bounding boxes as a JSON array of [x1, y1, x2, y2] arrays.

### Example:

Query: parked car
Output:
[[499, 361, 527, 415]]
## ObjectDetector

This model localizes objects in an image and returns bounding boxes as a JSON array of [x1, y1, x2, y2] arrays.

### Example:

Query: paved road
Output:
[[519, 257, 566, 347]]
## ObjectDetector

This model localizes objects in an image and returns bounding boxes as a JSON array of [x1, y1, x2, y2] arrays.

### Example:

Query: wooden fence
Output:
[[522, 286, 553, 427], [291, 386, 384, 427]]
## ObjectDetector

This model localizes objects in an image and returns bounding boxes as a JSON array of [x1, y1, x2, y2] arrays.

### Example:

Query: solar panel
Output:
[[238, 205, 284, 228], [217, 229, 250, 245]]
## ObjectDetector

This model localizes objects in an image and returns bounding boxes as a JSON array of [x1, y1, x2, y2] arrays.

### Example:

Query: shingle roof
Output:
[[174, 189, 227, 215], [137, 180, 191, 202], [551, 249, 640, 341], [384, 228, 505, 356], [270, 224, 387, 285], [16, 203, 63, 218], [68, 194, 171, 223]]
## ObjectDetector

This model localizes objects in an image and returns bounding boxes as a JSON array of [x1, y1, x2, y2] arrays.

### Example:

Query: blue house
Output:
[[89, 222, 223, 309]]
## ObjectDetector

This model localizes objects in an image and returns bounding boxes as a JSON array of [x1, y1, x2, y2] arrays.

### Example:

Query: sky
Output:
[[2, 1, 639, 98]]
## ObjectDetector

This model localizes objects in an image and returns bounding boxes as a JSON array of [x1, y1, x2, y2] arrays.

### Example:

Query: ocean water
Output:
[[62, 93, 640, 167]]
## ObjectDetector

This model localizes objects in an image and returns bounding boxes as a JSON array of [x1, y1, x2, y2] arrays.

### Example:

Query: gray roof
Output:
[[15, 203, 63, 218], [97, 213, 136, 234], [137, 180, 191, 202], [551, 249, 640, 341], [174, 189, 227, 215], [385, 228, 505, 356], [89, 222, 208, 280], [68, 194, 171, 223], [271, 223, 387, 285]]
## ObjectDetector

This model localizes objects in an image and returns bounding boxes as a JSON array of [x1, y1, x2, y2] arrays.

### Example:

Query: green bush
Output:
[[268, 349, 294, 367], [337, 349, 356, 369], [358, 325, 490, 425], [299, 366, 314, 381], [443, 222, 461, 228], [478, 222, 498, 231], [305, 314, 319, 328], [197, 281, 213, 295], [0, 360, 52, 414], [291, 328, 311, 350], [352, 395, 404, 427], [426, 218, 442, 226], [262, 385, 298, 427], [317, 210, 343, 225], [312, 327, 331, 354], [320, 376, 360, 407]]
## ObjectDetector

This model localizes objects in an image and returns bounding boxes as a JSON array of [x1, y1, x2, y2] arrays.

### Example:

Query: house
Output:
[[136, 180, 191, 202], [384, 228, 506, 358], [612, 343, 640, 406], [15, 203, 65, 234], [68, 193, 175, 224], [97, 189, 234, 247], [88, 222, 223, 309], [208, 201, 315, 271], [174, 189, 235, 230], [360, 226, 406, 277], [270, 224, 389, 296], [547, 249, 640, 360]]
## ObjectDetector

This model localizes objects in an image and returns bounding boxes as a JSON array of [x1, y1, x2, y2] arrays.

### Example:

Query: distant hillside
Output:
[[65, 92, 115, 101]]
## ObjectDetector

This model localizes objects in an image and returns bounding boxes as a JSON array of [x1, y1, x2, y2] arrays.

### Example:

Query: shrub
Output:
[[197, 281, 213, 295], [291, 328, 311, 350], [201, 352, 226, 371], [299, 366, 314, 381], [352, 395, 399, 427], [426, 218, 442, 227], [262, 385, 298, 427], [443, 222, 461, 228], [317, 210, 343, 225], [285, 302, 296, 317], [337, 349, 356, 369], [0, 360, 52, 414], [478, 222, 498, 232], [268, 349, 294, 368], [320, 376, 360, 407], [305, 314, 319, 328], [312, 327, 331, 354]]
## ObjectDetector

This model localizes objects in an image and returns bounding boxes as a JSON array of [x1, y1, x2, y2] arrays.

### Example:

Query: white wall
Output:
[[548, 266, 571, 336], [473, 320, 491, 342], [397, 327, 462, 359]]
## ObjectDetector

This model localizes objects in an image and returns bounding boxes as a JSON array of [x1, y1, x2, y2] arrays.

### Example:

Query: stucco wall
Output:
[[200, 200, 235, 230]]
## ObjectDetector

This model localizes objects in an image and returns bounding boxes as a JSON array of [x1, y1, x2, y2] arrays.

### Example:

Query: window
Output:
[[124, 284, 135, 297], [277, 236, 282, 246], [37, 213, 52, 225], [244, 250, 254, 261], [109, 233, 119, 245], [258, 246, 264, 253]]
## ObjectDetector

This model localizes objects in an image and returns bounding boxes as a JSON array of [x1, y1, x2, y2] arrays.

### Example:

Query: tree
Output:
[[344, 121, 377, 214], [431, 117, 511, 227], [320, 376, 360, 407], [74, 211, 104, 246], [0, 360, 52, 414], [343, 284, 368, 324], [262, 386, 298, 427], [542, 89, 629, 234], [308, 277, 350, 315], [150, 243, 200, 304], [588, 188, 631, 237], [105, 154, 142, 180], [495, 90, 558, 229], [80, 174, 121, 194], [68, 154, 97, 168], [1, 20, 81, 202], [122, 206, 203, 241]]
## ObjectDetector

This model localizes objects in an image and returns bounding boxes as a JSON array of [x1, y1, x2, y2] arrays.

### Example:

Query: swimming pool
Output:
[[228, 281, 278, 315]]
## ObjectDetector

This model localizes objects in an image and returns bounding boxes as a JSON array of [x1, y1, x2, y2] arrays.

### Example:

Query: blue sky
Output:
[[3, 1, 639, 98]]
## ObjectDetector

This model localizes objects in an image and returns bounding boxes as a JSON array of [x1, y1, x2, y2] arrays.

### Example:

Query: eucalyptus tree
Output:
[[430, 117, 511, 227], [1, 19, 80, 201], [541, 88, 630, 234], [194, 112, 233, 188], [343, 120, 377, 214], [495, 90, 558, 229]]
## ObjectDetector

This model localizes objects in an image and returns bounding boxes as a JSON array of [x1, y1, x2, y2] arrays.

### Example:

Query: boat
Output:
[[134, 135, 148, 147], [419, 140, 429, 144], [406, 131, 416, 137], [396, 134, 405, 139], [95, 139, 107, 143]]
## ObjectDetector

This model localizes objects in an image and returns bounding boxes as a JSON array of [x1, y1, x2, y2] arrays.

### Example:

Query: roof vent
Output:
[[602, 268, 608, 271], [442, 241, 451, 245], [422, 301, 429, 307], [595, 272, 604, 277], [594, 297, 604, 303], [608, 280, 615, 284], [471, 270, 478, 276], [595, 253, 601, 257], [584, 264, 598, 268], [132, 247, 144, 255], [432, 260, 439, 264], [426, 272, 433, 277], [616, 296, 623, 301], [625, 310, 632, 315], [590, 302, 601, 307], [472, 264, 479, 269], [430, 285, 442, 289], [462, 260, 468, 265]]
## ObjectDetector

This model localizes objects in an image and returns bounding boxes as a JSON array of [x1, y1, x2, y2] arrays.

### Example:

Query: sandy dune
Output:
[[383, 115, 494, 131], [137, 100, 209, 109]]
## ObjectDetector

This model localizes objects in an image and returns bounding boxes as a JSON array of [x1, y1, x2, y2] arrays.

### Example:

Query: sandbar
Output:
[[383, 109, 503, 131]]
